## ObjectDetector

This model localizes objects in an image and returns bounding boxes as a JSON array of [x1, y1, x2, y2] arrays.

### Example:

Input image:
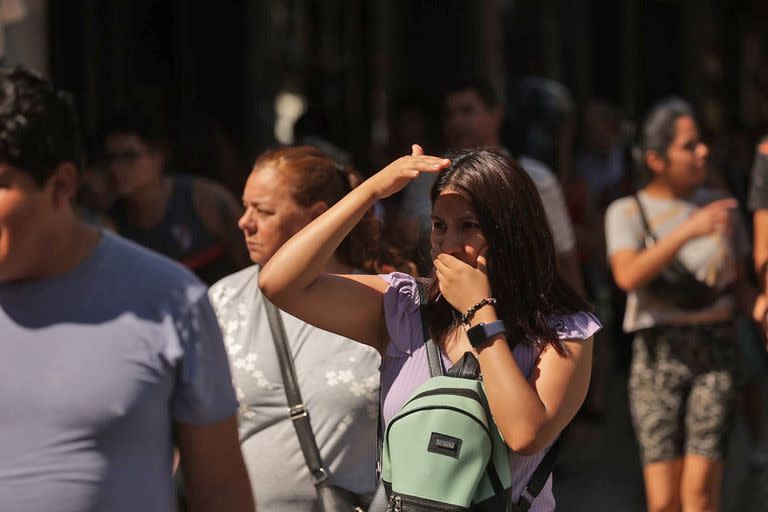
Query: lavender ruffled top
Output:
[[378, 272, 601, 511]]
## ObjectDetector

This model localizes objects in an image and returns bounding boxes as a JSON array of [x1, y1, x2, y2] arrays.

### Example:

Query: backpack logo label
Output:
[[428, 432, 463, 459]]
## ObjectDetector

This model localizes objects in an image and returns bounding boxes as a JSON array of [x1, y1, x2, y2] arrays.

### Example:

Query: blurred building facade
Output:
[[7, 0, 767, 172]]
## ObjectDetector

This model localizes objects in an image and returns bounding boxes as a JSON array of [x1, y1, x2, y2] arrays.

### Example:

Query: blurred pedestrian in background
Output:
[[400, 78, 583, 293], [102, 112, 249, 285], [606, 98, 767, 512], [749, 134, 768, 292], [745, 132, 768, 469]]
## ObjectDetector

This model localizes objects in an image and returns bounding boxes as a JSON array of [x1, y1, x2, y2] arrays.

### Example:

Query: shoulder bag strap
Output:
[[263, 299, 331, 487], [633, 193, 709, 282], [510, 438, 561, 512], [632, 193, 657, 245]]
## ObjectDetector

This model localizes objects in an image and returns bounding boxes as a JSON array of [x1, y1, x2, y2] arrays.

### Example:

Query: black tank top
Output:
[[113, 175, 235, 284]]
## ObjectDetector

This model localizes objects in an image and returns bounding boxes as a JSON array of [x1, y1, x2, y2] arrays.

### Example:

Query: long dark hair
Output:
[[424, 148, 591, 354], [252, 146, 415, 274]]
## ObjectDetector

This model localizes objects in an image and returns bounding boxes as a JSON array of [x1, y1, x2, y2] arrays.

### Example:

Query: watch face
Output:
[[468, 323, 489, 348], [467, 321, 505, 348]]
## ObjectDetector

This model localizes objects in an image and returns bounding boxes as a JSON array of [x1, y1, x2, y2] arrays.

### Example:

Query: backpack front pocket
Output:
[[383, 383, 494, 509]]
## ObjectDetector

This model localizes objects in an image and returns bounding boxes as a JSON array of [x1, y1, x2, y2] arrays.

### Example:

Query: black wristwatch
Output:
[[466, 320, 506, 349]]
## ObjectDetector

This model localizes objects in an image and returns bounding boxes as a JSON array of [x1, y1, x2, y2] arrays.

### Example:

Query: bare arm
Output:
[[194, 179, 251, 269], [433, 252, 592, 455], [175, 415, 255, 512], [610, 198, 736, 291], [754, 210, 768, 289], [753, 141, 768, 288], [259, 147, 450, 351], [447, 296, 591, 455], [733, 254, 768, 325], [609, 222, 693, 292], [471, 305, 592, 455]]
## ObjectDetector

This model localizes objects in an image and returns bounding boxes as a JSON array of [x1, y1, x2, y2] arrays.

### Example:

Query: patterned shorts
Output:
[[628, 323, 738, 465]]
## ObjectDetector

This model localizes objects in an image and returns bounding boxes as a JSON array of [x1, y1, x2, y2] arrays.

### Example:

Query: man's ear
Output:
[[308, 201, 329, 220], [645, 150, 666, 176], [46, 162, 79, 208]]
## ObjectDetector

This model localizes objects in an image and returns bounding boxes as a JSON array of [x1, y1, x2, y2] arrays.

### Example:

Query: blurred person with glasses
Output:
[[102, 113, 249, 285]]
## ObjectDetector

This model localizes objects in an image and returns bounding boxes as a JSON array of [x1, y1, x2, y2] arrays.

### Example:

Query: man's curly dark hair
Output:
[[0, 67, 83, 185]]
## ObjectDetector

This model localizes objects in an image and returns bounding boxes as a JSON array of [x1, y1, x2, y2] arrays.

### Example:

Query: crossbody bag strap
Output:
[[264, 299, 330, 487], [416, 279, 444, 378], [510, 438, 561, 512], [633, 193, 709, 282], [632, 193, 657, 245]]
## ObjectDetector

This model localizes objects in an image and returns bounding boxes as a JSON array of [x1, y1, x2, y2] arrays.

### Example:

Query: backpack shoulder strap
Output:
[[633, 193, 713, 285], [416, 279, 444, 378]]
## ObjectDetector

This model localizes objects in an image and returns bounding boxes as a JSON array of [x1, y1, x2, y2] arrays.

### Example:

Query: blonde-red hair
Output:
[[252, 146, 415, 274]]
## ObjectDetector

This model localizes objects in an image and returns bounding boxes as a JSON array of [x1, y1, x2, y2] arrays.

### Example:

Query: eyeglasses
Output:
[[104, 150, 146, 164]]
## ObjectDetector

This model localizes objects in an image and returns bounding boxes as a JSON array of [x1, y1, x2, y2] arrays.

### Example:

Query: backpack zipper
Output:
[[387, 491, 468, 511]]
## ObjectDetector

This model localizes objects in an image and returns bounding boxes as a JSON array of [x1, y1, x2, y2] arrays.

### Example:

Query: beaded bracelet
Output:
[[460, 298, 497, 325]]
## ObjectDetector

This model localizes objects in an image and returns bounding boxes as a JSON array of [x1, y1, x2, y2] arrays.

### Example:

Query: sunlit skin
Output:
[[0, 164, 48, 282], [238, 166, 318, 266], [430, 190, 487, 267], [0, 163, 99, 283], [754, 142, 768, 286]]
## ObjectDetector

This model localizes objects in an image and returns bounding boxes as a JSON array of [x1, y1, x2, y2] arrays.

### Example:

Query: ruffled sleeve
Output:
[[547, 311, 602, 341], [379, 272, 425, 357]]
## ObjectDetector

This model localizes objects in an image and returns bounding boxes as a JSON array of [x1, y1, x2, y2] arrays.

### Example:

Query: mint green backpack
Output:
[[370, 284, 559, 512]]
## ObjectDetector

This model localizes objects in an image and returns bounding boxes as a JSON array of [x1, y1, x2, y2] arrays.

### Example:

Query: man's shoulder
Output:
[[103, 232, 205, 294]]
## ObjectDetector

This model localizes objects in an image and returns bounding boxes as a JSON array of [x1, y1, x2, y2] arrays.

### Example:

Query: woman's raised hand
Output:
[[683, 198, 737, 239], [363, 144, 450, 200]]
